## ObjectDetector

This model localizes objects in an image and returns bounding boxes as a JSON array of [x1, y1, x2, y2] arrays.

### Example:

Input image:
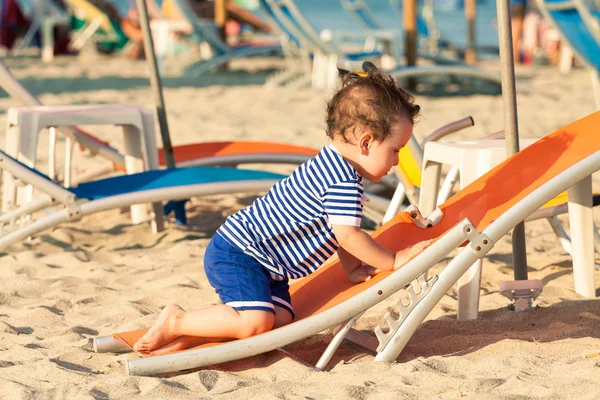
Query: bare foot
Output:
[[133, 304, 184, 353]]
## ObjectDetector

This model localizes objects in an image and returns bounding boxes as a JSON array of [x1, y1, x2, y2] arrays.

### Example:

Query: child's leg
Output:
[[147, 304, 293, 356], [274, 305, 294, 328], [133, 303, 274, 353]]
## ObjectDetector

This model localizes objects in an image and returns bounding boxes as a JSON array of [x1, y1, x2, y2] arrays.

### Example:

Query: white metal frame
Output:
[[0, 149, 283, 251]]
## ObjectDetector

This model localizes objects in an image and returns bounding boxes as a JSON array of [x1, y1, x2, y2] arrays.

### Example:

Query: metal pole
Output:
[[403, 0, 417, 89], [135, 0, 175, 170], [465, 0, 477, 64], [496, 0, 528, 280], [215, 0, 229, 71]]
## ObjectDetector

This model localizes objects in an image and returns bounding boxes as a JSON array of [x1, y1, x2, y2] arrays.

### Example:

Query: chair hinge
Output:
[[462, 224, 493, 258]]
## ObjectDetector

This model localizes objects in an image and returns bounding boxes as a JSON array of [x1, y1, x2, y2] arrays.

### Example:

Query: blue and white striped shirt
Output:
[[217, 145, 365, 280]]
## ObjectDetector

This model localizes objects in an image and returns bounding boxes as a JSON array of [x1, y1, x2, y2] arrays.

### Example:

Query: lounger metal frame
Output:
[[0, 149, 283, 251]]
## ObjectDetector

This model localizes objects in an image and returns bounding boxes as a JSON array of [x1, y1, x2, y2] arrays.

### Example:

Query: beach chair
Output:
[[0, 148, 287, 251], [263, 0, 397, 90], [63, 0, 129, 54], [163, 0, 283, 77], [536, 0, 600, 108], [339, 0, 435, 55], [13, 0, 71, 62], [94, 110, 600, 376], [0, 60, 318, 189], [267, 0, 502, 91]]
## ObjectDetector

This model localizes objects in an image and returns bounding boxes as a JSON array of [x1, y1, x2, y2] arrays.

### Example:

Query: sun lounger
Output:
[[267, 0, 501, 90], [13, 0, 71, 62], [0, 149, 286, 251], [537, 0, 600, 108], [64, 0, 129, 54], [0, 59, 318, 189], [165, 0, 283, 77], [94, 110, 600, 376]]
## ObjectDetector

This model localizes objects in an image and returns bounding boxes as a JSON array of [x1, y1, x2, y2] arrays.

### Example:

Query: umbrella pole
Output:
[[496, 0, 533, 309], [465, 0, 477, 64], [403, 0, 417, 89], [135, 0, 175, 170], [136, 0, 187, 226]]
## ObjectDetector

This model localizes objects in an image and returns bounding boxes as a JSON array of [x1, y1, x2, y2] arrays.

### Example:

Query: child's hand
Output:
[[393, 239, 435, 270], [348, 264, 381, 284]]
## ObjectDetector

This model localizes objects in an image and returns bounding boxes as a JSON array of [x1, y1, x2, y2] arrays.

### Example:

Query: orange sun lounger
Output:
[[96, 111, 600, 376]]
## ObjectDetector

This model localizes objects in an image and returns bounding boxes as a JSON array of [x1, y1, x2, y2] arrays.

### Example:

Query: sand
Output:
[[0, 48, 599, 399]]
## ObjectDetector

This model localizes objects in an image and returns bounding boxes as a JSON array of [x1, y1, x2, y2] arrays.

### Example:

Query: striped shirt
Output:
[[217, 145, 365, 280]]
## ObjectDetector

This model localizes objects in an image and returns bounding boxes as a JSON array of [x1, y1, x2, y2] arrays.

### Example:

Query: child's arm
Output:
[[334, 225, 435, 273], [338, 246, 380, 283], [332, 224, 396, 271]]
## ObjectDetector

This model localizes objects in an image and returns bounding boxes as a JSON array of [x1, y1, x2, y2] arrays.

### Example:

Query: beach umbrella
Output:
[[495, 0, 528, 282], [135, 0, 175, 170]]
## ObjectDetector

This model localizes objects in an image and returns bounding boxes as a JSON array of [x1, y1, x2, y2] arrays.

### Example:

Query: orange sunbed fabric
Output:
[[158, 141, 318, 166], [115, 111, 600, 355]]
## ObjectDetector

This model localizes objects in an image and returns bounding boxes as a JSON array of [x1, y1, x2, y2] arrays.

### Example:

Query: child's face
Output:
[[358, 118, 413, 182]]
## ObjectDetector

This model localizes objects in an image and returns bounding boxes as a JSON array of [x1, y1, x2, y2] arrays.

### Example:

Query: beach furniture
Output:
[[165, 0, 282, 77], [537, 0, 600, 108], [267, 0, 502, 90], [13, 0, 71, 62], [0, 60, 318, 189], [63, 0, 129, 54], [419, 138, 600, 320], [0, 147, 285, 251], [263, 0, 392, 90], [340, 0, 498, 60], [95, 110, 600, 376]]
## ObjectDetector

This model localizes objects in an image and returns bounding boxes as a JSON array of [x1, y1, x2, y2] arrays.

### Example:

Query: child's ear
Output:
[[359, 133, 372, 154]]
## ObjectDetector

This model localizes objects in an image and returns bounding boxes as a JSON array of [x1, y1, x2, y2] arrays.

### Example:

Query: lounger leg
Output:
[[2, 125, 19, 212], [122, 126, 151, 225], [48, 127, 57, 181], [3, 122, 38, 212], [418, 159, 442, 217], [382, 183, 407, 223], [456, 259, 483, 320], [64, 136, 75, 188], [567, 175, 595, 298], [315, 313, 363, 371], [547, 216, 573, 255], [437, 166, 459, 205], [41, 19, 55, 63]]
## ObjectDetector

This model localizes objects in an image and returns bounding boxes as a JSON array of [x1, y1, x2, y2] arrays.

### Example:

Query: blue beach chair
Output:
[[0, 149, 286, 251], [266, 0, 501, 90], [537, 0, 600, 108], [169, 0, 283, 77]]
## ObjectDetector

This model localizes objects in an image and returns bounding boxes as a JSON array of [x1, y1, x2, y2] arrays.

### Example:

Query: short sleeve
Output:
[[322, 179, 364, 227]]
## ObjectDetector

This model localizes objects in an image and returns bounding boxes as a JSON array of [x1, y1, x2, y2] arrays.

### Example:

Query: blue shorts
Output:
[[204, 234, 295, 319]]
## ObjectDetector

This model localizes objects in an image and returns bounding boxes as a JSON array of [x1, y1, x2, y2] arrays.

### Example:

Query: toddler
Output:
[[134, 67, 425, 355]]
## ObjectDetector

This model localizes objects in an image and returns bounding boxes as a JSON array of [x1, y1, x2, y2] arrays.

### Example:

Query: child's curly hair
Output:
[[326, 66, 420, 143]]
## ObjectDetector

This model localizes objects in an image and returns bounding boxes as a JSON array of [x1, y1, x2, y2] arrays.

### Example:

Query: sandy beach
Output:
[[0, 49, 599, 399]]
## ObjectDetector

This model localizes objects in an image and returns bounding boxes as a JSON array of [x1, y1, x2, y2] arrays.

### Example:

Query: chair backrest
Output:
[[537, 0, 600, 72], [63, 0, 116, 37], [170, 0, 229, 55], [264, 0, 336, 55], [339, 0, 384, 30], [258, 0, 301, 47]]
